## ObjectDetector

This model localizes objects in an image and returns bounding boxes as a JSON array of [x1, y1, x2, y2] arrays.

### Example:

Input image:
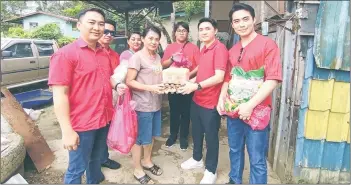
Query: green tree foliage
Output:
[[5, 23, 72, 47], [30, 23, 63, 40], [57, 36, 76, 47], [6, 27, 31, 38], [1, 1, 27, 35], [174, 1, 205, 22], [62, 1, 93, 18]]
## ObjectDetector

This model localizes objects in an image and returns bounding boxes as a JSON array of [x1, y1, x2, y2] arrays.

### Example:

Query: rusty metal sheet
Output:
[[313, 1, 350, 71], [1, 88, 55, 172]]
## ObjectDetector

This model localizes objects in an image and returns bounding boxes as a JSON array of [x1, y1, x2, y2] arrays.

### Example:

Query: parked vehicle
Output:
[[1, 38, 59, 88], [110, 36, 164, 58]]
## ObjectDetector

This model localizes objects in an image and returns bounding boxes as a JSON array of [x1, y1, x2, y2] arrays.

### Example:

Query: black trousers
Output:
[[190, 100, 221, 174], [168, 93, 193, 141]]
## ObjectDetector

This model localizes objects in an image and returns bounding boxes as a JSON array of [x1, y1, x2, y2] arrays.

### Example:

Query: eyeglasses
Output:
[[104, 29, 116, 36], [238, 48, 244, 63]]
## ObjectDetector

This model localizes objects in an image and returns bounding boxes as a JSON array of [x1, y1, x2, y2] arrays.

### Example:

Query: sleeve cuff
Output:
[[265, 76, 282, 82]]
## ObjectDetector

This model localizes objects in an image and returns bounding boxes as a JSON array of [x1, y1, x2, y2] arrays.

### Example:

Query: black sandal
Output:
[[134, 174, 152, 184], [143, 164, 163, 176]]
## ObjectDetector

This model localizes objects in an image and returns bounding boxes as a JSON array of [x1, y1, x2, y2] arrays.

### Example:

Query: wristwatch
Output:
[[114, 83, 120, 91], [196, 83, 202, 90]]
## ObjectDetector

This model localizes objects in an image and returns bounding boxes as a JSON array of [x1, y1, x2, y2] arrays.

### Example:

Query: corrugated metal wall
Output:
[[293, 1, 350, 183]]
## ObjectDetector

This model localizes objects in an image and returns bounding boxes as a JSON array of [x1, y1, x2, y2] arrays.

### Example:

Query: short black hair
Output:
[[229, 3, 255, 22], [105, 19, 116, 29], [142, 26, 162, 39], [173, 21, 189, 33], [77, 8, 106, 21], [198, 18, 218, 29], [128, 31, 141, 40]]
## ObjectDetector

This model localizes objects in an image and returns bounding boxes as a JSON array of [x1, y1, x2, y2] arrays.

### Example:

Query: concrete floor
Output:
[[27, 101, 281, 184]]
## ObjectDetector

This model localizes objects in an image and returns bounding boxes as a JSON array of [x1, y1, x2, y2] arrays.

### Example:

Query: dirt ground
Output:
[[23, 100, 281, 184]]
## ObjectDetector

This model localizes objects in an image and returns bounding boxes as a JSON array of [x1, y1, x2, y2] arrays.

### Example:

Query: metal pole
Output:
[[125, 11, 129, 36], [205, 0, 210, 18]]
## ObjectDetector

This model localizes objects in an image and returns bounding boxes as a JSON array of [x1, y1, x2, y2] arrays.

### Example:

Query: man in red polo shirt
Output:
[[217, 3, 282, 184], [48, 8, 120, 184], [98, 19, 125, 170], [179, 18, 229, 184]]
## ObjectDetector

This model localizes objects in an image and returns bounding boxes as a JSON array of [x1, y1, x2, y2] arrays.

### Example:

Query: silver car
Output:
[[1, 38, 59, 88]]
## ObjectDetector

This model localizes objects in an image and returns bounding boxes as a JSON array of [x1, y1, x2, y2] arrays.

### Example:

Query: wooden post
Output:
[[1, 87, 54, 172]]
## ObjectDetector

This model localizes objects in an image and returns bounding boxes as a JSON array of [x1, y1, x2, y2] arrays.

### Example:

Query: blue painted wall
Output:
[[294, 1, 350, 183], [23, 14, 79, 38]]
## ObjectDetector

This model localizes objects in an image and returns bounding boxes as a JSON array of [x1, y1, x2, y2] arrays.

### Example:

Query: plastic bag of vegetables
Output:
[[222, 66, 271, 130]]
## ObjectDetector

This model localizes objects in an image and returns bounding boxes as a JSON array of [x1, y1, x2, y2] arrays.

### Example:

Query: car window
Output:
[[110, 38, 128, 54], [36, 44, 54, 56], [4, 43, 34, 59]]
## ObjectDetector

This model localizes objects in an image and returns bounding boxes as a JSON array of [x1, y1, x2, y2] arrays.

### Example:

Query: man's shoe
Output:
[[226, 178, 236, 184], [180, 138, 188, 150], [200, 169, 217, 184], [101, 159, 121, 170], [165, 136, 176, 147], [181, 157, 204, 170]]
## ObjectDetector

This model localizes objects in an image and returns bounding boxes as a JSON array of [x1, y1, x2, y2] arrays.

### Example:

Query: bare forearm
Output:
[[110, 78, 117, 89], [126, 80, 150, 92], [247, 80, 279, 107], [220, 82, 229, 97], [161, 58, 173, 69], [198, 73, 224, 89], [189, 66, 198, 79], [53, 93, 72, 133]]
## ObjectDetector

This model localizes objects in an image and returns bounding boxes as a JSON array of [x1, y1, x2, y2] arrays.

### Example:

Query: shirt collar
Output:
[[77, 37, 103, 49], [203, 39, 219, 51]]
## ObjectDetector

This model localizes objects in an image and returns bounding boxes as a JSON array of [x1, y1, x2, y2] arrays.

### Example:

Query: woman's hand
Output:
[[147, 84, 164, 94]]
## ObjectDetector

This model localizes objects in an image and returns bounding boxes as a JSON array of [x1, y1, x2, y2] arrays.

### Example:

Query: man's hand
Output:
[[62, 128, 80, 151], [178, 81, 198, 95], [234, 102, 255, 121], [216, 95, 225, 115], [116, 83, 127, 96]]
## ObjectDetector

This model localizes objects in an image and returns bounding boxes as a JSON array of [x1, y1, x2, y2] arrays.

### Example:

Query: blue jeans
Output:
[[135, 110, 162, 145], [101, 124, 110, 164], [227, 118, 269, 184], [64, 125, 108, 184]]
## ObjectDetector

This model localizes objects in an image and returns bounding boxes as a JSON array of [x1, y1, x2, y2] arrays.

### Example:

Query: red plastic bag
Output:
[[220, 97, 271, 130], [107, 90, 138, 154]]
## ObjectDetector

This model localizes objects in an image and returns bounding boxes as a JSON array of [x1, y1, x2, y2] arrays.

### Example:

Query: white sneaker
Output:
[[200, 169, 217, 184], [181, 157, 204, 170]]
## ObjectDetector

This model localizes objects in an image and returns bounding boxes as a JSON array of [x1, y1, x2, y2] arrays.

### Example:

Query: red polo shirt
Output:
[[162, 42, 200, 71], [225, 34, 282, 107], [193, 39, 229, 109], [105, 47, 120, 70], [48, 38, 114, 132]]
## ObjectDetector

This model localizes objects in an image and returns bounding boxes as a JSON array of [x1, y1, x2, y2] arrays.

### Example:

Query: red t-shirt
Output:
[[193, 39, 229, 109], [105, 47, 120, 70], [225, 34, 282, 106], [48, 38, 114, 132], [161, 42, 200, 71]]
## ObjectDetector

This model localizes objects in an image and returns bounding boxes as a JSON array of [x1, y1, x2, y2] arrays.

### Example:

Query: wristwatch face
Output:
[[197, 83, 202, 90]]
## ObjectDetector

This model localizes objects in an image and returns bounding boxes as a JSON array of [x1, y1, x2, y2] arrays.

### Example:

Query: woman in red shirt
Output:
[[161, 22, 200, 150]]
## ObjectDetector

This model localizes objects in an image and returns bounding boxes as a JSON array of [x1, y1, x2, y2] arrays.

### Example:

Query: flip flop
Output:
[[143, 164, 163, 176], [134, 174, 153, 184]]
